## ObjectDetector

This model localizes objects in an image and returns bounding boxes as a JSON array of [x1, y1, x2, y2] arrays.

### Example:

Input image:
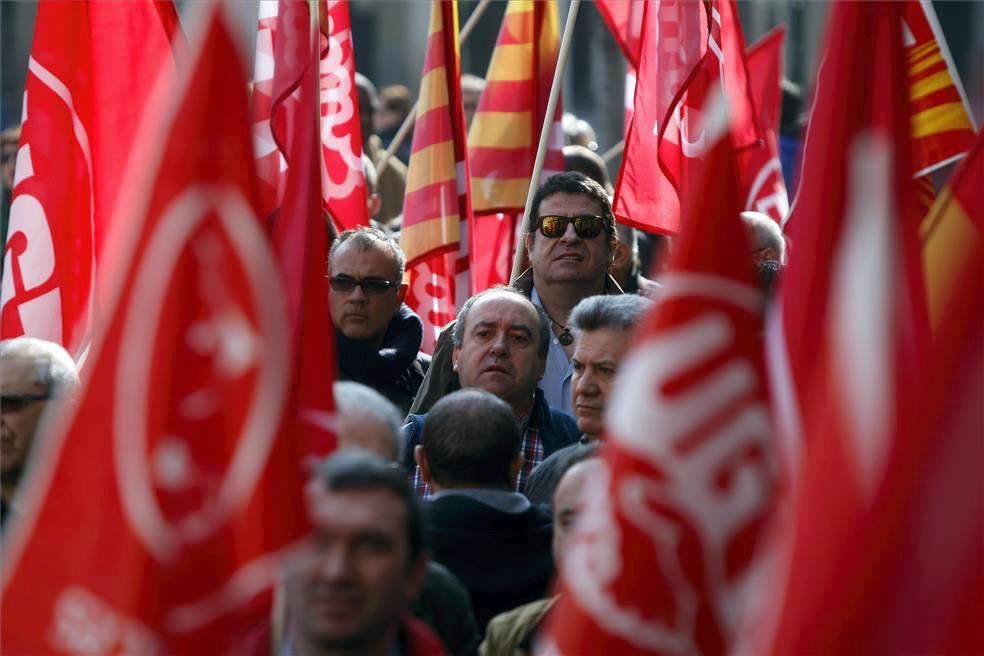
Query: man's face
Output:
[[335, 412, 398, 462], [571, 327, 632, 439], [453, 293, 546, 413], [553, 459, 599, 565], [357, 86, 376, 146], [329, 241, 406, 343], [525, 192, 612, 286], [1, 355, 50, 475], [287, 484, 423, 651]]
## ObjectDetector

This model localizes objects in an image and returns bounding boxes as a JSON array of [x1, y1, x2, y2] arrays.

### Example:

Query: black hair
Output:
[[527, 172, 617, 253]]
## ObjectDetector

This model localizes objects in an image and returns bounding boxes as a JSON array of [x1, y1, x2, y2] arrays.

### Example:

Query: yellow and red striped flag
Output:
[[467, 0, 565, 290], [903, 0, 976, 177], [400, 0, 471, 352]]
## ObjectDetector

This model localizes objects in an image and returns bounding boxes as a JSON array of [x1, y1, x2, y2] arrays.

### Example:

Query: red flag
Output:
[[401, 0, 471, 352], [737, 27, 789, 224], [754, 70, 984, 656], [595, 0, 645, 67], [542, 93, 776, 656], [0, 8, 307, 654], [259, 0, 337, 457], [0, 1, 177, 358], [772, 1, 929, 466], [318, 0, 370, 230], [467, 0, 565, 291], [614, 0, 759, 235]]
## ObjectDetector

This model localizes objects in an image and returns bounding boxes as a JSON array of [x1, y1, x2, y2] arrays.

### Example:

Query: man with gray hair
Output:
[[1, 337, 80, 526], [523, 294, 650, 505], [741, 210, 786, 265]]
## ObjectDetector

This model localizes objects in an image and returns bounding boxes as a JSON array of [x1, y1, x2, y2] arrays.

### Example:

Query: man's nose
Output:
[[348, 283, 369, 302], [575, 369, 599, 395], [315, 545, 353, 581], [490, 332, 510, 356], [559, 220, 580, 243]]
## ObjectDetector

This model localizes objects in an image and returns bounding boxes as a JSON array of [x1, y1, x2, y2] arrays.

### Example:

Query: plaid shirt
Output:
[[412, 405, 544, 498]]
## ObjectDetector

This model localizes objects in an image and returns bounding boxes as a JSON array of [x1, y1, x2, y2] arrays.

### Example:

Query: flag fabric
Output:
[[772, 1, 929, 465], [614, 0, 760, 236], [318, 0, 370, 230], [0, 0, 178, 358], [259, 0, 337, 457], [466, 0, 565, 291], [738, 27, 789, 225], [756, 45, 982, 656], [400, 0, 471, 352], [542, 93, 776, 656], [594, 0, 645, 136], [0, 8, 308, 654], [902, 0, 976, 177]]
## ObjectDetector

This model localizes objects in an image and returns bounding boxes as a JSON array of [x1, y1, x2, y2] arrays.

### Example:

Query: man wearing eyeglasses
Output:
[[1, 337, 79, 528], [328, 227, 430, 418], [409, 172, 623, 418]]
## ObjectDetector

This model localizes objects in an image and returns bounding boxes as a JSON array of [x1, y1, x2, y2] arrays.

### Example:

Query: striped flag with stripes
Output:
[[400, 0, 471, 352]]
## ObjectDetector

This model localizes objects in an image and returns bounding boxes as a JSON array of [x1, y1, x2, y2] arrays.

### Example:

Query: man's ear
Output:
[[508, 452, 525, 488], [451, 345, 461, 372], [611, 240, 631, 270], [524, 232, 534, 258], [397, 282, 408, 303], [414, 445, 431, 483]]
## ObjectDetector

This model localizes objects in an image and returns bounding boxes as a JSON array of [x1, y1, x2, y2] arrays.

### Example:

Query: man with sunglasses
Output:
[[329, 227, 430, 418], [1, 337, 79, 529], [409, 172, 623, 417]]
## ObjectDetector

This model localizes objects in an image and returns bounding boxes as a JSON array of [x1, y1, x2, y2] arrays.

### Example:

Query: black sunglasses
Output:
[[1, 392, 51, 413], [329, 275, 399, 296], [535, 214, 606, 239]]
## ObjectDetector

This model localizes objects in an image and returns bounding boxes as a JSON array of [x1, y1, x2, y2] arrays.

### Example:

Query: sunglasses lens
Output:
[[330, 276, 357, 293], [573, 216, 603, 238], [361, 279, 393, 295], [538, 216, 568, 238]]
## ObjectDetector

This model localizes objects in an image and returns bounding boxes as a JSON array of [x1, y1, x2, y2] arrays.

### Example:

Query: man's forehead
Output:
[[468, 293, 537, 327], [538, 191, 604, 215], [307, 484, 407, 532], [573, 327, 631, 360], [0, 355, 42, 390], [331, 240, 397, 274]]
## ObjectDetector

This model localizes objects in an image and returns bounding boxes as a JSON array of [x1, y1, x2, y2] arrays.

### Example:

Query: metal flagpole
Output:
[[509, 0, 581, 283], [375, 0, 494, 178]]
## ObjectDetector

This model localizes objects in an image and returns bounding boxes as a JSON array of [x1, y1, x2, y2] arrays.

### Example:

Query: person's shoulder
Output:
[[480, 598, 556, 656]]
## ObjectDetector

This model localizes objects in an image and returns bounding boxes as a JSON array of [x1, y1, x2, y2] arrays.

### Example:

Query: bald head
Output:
[[741, 211, 785, 264]]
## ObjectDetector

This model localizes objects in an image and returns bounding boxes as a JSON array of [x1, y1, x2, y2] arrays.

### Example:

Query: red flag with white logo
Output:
[[737, 27, 789, 225], [542, 92, 776, 656], [595, 0, 646, 135], [614, 0, 759, 235], [0, 0, 177, 359], [318, 0, 370, 230], [0, 9, 308, 653]]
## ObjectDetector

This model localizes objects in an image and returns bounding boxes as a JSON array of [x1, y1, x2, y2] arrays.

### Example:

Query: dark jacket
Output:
[[522, 437, 594, 506], [408, 269, 623, 416], [413, 562, 482, 656], [425, 490, 554, 634], [336, 303, 430, 418], [401, 389, 580, 478]]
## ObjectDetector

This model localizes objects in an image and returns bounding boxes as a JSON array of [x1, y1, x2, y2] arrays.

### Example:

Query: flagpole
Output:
[[509, 0, 581, 283], [376, 0, 493, 178], [601, 139, 625, 164]]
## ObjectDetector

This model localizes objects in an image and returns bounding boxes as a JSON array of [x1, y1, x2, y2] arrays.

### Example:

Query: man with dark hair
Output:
[[402, 287, 579, 496], [355, 73, 406, 224], [480, 447, 601, 655], [329, 227, 429, 417], [523, 294, 649, 505], [283, 450, 446, 656], [409, 172, 624, 417], [414, 390, 554, 633]]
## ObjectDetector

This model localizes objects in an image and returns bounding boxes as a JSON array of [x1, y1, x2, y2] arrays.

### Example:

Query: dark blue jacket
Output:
[[401, 388, 579, 471]]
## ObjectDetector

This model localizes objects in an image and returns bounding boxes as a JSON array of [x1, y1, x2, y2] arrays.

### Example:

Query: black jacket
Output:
[[426, 491, 554, 634]]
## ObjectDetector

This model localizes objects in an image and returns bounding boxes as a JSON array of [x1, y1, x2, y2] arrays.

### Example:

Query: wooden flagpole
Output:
[[509, 0, 581, 283], [375, 0, 493, 178]]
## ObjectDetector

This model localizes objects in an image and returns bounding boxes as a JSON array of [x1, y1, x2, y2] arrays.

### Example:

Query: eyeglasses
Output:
[[329, 275, 399, 296], [1, 392, 51, 413], [535, 214, 606, 239]]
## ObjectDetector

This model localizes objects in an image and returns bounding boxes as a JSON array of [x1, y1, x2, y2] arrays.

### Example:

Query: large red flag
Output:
[[542, 93, 776, 656], [257, 0, 337, 457], [401, 0, 471, 352], [772, 1, 928, 466], [737, 27, 789, 225], [0, 1, 178, 358], [614, 0, 759, 235], [318, 0, 370, 230], [0, 9, 309, 653], [754, 80, 984, 656], [595, 0, 646, 135], [467, 0, 565, 291]]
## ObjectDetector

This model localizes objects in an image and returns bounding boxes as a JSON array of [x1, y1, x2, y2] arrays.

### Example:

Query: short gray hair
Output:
[[568, 295, 650, 334], [0, 337, 79, 397], [331, 226, 406, 281], [333, 381, 404, 459], [452, 286, 551, 359], [740, 211, 786, 263]]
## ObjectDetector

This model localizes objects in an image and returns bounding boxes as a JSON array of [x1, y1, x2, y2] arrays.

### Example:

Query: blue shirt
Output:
[[530, 288, 574, 416]]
